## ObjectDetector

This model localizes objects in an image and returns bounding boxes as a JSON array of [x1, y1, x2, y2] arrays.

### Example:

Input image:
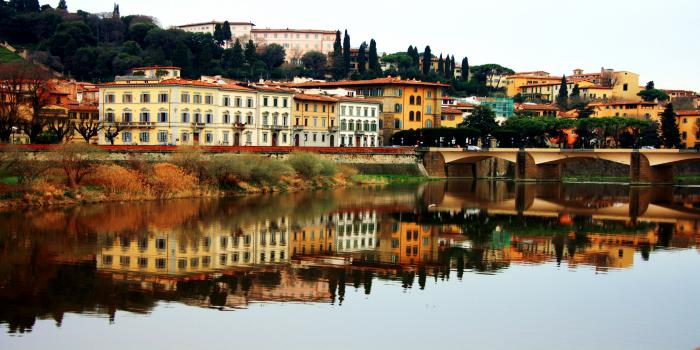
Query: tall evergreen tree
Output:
[[461, 56, 469, 80], [357, 42, 367, 74], [222, 21, 232, 43], [368, 39, 380, 76], [569, 83, 582, 107], [230, 39, 245, 68], [437, 54, 444, 76], [409, 46, 420, 68], [25, 0, 39, 11], [450, 56, 456, 79], [422, 46, 432, 75], [660, 103, 681, 148], [56, 0, 66, 10], [112, 4, 120, 18], [244, 39, 257, 65], [342, 30, 351, 75], [213, 23, 224, 45], [645, 81, 655, 90], [556, 75, 569, 110], [331, 30, 344, 80]]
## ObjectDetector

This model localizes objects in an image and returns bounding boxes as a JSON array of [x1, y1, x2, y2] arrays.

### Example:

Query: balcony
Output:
[[116, 121, 155, 129], [328, 126, 339, 132], [191, 122, 205, 129], [233, 122, 246, 129], [293, 125, 305, 131]]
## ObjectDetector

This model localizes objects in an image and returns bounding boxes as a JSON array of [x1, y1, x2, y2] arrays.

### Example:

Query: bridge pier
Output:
[[516, 151, 561, 182], [630, 152, 674, 185]]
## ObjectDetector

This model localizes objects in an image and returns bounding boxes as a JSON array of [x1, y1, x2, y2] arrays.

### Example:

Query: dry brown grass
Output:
[[149, 163, 199, 197]]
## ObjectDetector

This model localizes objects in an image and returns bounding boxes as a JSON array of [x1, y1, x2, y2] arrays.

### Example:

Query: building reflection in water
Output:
[[1, 182, 699, 334]]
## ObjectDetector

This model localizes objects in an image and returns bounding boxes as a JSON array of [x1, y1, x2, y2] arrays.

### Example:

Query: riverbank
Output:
[[0, 145, 370, 210]]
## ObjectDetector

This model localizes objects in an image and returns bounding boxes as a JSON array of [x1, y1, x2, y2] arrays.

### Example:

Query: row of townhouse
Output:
[[97, 66, 382, 147]]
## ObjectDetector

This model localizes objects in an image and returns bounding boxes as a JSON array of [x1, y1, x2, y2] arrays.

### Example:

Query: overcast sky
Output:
[[61, 0, 699, 91]]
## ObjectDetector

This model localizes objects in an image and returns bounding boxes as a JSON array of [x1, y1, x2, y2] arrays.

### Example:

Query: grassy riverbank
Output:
[[0, 145, 364, 210], [351, 174, 437, 185], [562, 176, 630, 183]]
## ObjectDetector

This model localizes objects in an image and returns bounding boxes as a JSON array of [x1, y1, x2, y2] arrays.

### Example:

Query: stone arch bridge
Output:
[[422, 148, 700, 184]]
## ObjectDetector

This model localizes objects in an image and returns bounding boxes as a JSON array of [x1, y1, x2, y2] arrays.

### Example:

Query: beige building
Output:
[[176, 21, 335, 64]]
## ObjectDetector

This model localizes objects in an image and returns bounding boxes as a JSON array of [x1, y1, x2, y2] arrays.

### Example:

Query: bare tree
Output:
[[104, 124, 125, 145], [10, 63, 52, 143], [57, 143, 103, 188], [0, 62, 33, 142], [74, 118, 103, 143]]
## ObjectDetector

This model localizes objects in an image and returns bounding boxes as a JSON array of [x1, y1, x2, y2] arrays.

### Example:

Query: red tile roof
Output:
[[675, 110, 700, 116], [129, 66, 181, 71], [441, 107, 462, 114], [289, 77, 450, 88], [518, 103, 558, 111], [293, 93, 338, 102]]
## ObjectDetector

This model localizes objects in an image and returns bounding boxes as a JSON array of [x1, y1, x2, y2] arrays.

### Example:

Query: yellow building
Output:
[[98, 66, 294, 146], [290, 77, 447, 144], [677, 110, 700, 148], [570, 68, 642, 101], [290, 215, 335, 257], [292, 93, 338, 146], [438, 106, 463, 127], [589, 100, 663, 120], [504, 72, 560, 97]]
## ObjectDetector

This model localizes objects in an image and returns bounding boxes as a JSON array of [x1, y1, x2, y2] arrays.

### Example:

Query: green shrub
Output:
[[287, 152, 337, 179]]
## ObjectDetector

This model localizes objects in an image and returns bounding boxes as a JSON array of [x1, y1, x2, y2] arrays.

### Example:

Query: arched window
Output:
[[409, 111, 415, 121], [363, 120, 369, 131], [371, 121, 377, 131], [356, 121, 362, 131], [426, 120, 432, 128], [416, 111, 422, 121], [409, 96, 415, 105], [341, 120, 347, 131], [348, 120, 354, 131], [416, 96, 422, 105]]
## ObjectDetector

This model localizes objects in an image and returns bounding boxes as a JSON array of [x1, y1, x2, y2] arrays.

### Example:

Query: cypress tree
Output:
[[461, 56, 469, 80], [422, 46, 432, 75], [645, 81, 655, 90], [368, 39, 380, 76], [342, 30, 351, 75], [450, 56, 456, 78], [231, 39, 245, 68], [244, 39, 257, 65], [556, 75, 569, 110], [410, 46, 420, 68], [437, 54, 444, 76], [213, 23, 224, 45], [660, 103, 681, 148], [332, 30, 344, 80], [112, 4, 120, 18], [222, 21, 232, 42], [56, 0, 66, 10], [25, 0, 39, 11], [357, 42, 367, 74]]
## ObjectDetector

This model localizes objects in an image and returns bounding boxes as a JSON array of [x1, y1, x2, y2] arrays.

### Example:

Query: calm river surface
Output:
[[1, 181, 699, 350]]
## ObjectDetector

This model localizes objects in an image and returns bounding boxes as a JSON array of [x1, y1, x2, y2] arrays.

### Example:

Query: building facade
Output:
[[337, 97, 381, 147]]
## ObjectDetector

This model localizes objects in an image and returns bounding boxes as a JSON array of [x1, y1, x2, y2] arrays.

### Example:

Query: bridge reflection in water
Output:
[[0, 183, 698, 334]]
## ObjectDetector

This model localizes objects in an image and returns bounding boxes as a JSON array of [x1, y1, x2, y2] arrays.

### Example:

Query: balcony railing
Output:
[[192, 122, 205, 129], [233, 122, 246, 129]]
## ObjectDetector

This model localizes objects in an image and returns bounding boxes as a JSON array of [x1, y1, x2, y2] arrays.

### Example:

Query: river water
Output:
[[0, 181, 699, 350]]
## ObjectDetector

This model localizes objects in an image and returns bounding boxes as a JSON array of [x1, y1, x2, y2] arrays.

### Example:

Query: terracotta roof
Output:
[[177, 21, 255, 27], [253, 86, 296, 93], [252, 28, 335, 35], [293, 93, 338, 102], [676, 110, 700, 116], [336, 96, 380, 104], [441, 107, 462, 114], [454, 102, 476, 108], [289, 77, 450, 88], [518, 103, 558, 111], [580, 85, 612, 90], [129, 66, 181, 71], [588, 100, 658, 106]]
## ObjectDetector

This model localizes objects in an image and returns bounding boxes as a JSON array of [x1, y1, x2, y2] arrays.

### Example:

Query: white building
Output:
[[337, 97, 381, 147]]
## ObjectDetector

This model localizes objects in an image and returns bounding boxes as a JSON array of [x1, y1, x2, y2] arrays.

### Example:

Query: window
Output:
[[122, 93, 132, 103], [623, 83, 628, 91], [273, 97, 278, 107], [393, 119, 401, 129], [263, 96, 269, 106], [247, 98, 253, 108], [410, 96, 415, 105], [223, 96, 231, 106], [181, 93, 190, 103], [341, 106, 346, 115], [105, 111, 115, 123], [304, 103, 309, 112], [409, 111, 415, 121], [205, 95, 213, 104], [122, 111, 132, 123], [426, 105, 432, 114], [158, 112, 168, 123], [193, 94, 202, 104], [223, 131, 229, 144], [158, 92, 168, 103], [140, 111, 150, 123], [205, 132, 213, 143], [181, 132, 189, 142], [181, 112, 190, 123], [296, 103, 300, 111], [282, 98, 288, 108], [157, 131, 167, 143], [263, 133, 268, 143], [122, 131, 132, 143], [416, 96, 422, 105], [416, 111, 421, 121], [235, 97, 242, 107], [105, 94, 115, 103], [394, 104, 402, 113], [139, 131, 149, 143], [140, 93, 150, 103], [205, 113, 213, 124]]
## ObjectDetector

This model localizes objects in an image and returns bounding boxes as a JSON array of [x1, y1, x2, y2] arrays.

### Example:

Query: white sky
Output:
[[61, 0, 699, 91]]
